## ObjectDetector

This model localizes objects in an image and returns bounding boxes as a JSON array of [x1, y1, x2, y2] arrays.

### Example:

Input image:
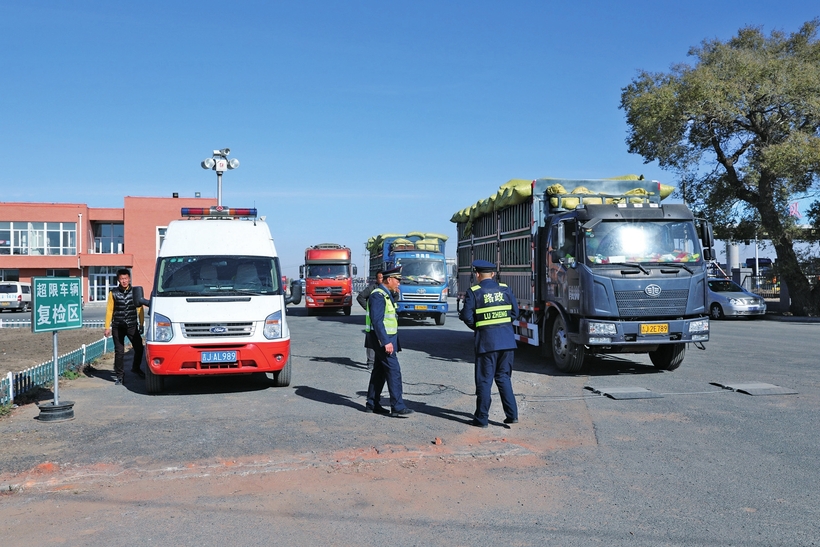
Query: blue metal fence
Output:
[[0, 336, 113, 406]]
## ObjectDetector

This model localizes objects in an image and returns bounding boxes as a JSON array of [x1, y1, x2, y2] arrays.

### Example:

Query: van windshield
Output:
[[156, 256, 280, 296]]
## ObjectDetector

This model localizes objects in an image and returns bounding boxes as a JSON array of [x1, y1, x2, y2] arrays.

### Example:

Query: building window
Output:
[[89, 266, 120, 302], [0, 269, 20, 281], [47, 269, 71, 277], [93, 223, 124, 254], [0, 221, 76, 255]]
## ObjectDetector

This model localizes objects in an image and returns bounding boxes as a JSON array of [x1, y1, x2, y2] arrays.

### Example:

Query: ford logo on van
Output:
[[210, 325, 228, 334], [645, 284, 662, 297]]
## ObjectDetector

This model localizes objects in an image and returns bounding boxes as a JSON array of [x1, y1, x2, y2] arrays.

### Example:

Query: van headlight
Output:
[[264, 310, 283, 339], [152, 313, 173, 342]]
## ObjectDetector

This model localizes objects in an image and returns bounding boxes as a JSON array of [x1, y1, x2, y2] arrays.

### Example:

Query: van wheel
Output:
[[649, 343, 685, 371], [21, 302, 31, 313], [551, 315, 586, 373], [145, 366, 164, 394], [271, 357, 291, 387]]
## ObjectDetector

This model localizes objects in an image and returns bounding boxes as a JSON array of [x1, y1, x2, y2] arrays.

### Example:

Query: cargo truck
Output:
[[299, 243, 357, 316], [452, 177, 714, 372], [366, 232, 449, 325], [144, 207, 302, 393]]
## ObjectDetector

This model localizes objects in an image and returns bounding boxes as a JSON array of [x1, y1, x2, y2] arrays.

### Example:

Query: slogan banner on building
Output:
[[31, 277, 83, 333]]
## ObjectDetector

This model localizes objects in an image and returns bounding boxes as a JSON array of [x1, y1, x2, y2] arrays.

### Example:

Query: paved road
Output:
[[1, 303, 818, 546]]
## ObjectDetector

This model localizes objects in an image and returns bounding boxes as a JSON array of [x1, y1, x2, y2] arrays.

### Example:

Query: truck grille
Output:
[[314, 286, 343, 295], [402, 293, 440, 302], [183, 322, 255, 338], [615, 289, 689, 317]]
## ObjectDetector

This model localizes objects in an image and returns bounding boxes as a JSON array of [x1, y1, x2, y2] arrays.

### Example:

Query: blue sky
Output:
[[1, 1, 815, 277]]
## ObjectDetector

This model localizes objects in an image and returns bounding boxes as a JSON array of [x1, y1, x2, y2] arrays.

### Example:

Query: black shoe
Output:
[[364, 405, 390, 415], [114, 379, 123, 386], [132, 368, 145, 379], [503, 417, 518, 424], [469, 418, 488, 428], [390, 408, 414, 418]]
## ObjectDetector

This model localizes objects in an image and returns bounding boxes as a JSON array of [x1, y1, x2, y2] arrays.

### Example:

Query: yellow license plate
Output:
[[414, 305, 428, 310], [640, 323, 668, 334]]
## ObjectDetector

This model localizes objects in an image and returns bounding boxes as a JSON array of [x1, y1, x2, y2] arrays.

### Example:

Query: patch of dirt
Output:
[[0, 328, 107, 377]]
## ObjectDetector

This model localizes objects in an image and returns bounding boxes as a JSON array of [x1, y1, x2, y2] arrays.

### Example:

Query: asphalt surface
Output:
[[1, 301, 819, 546]]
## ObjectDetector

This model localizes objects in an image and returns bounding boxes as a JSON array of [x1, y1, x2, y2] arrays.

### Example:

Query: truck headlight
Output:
[[588, 322, 617, 336], [264, 310, 283, 339], [441, 288, 448, 301], [152, 313, 173, 342], [688, 319, 710, 333]]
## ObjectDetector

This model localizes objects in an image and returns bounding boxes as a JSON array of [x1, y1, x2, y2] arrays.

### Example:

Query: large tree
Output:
[[620, 20, 820, 315]]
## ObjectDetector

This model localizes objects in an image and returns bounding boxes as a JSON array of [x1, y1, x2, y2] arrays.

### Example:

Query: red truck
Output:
[[299, 243, 357, 315]]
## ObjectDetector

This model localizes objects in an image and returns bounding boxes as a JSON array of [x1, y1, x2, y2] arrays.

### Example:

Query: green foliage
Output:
[[0, 403, 12, 418], [620, 20, 820, 315], [62, 369, 81, 380]]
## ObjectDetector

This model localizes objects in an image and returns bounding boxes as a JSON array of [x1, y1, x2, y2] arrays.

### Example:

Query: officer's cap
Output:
[[383, 266, 402, 279], [472, 259, 496, 273]]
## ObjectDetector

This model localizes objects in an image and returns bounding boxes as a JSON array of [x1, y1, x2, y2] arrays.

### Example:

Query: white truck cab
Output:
[[144, 208, 301, 393]]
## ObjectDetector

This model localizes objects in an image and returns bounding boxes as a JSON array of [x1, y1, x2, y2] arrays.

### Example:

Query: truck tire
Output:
[[649, 343, 685, 371], [343, 306, 351, 316], [551, 316, 586, 373], [145, 366, 164, 394], [271, 356, 291, 387], [435, 312, 446, 325]]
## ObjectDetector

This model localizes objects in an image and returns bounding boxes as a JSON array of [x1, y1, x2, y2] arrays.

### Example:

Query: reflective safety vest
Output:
[[470, 283, 512, 328], [365, 287, 398, 335]]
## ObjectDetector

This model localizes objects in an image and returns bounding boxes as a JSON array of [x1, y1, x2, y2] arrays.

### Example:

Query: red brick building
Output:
[[0, 196, 215, 303]]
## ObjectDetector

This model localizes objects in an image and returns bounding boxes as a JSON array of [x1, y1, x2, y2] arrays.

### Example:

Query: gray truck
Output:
[[452, 176, 714, 372]]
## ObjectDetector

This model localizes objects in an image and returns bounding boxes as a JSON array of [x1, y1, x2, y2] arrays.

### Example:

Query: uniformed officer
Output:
[[459, 259, 519, 427], [364, 266, 413, 417]]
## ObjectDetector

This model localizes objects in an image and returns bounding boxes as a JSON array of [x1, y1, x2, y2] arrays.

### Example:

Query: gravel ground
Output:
[[0, 328, 108, 376]]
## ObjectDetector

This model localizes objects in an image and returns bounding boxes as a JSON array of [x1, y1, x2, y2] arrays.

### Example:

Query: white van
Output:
[[144, 210, 301, 393], [0, 282, 32, 312]]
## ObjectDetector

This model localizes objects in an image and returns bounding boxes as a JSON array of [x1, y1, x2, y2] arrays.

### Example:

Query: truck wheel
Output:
[[551, 316, 586, 373], [709, 303, 724, 320], [271, 357, 291, 387], [649, 343, 685, 371], [435, 312, 446, 325], [343, 306, 351, 316], [145, 366, 164, 394]]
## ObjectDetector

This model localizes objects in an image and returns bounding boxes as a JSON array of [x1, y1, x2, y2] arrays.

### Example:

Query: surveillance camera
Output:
[[220, 148, 231, 156]]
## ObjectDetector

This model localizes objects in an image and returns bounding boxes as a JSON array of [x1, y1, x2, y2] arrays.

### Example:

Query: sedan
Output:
[[707, 278, 767, 319]]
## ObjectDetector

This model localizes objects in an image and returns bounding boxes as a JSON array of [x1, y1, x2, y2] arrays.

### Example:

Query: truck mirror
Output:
[[299, 265, 305, 278], [557, 222, 565, 250], [286, 279, 302, 305], [352, 264, 358, 276]]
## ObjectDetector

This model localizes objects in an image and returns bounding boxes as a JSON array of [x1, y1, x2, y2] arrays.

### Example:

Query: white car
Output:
[[707, 278, 767, 319]]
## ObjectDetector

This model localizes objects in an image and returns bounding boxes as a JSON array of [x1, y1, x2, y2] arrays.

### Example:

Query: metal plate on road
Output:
[[201, 350, 238, 363], [711, 382, 798, 396]]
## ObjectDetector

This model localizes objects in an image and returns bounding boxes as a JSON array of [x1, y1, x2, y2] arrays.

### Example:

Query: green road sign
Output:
[[31, 277, 83, 333]]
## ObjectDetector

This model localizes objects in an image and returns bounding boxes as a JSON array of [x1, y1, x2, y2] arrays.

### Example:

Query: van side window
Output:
[[23, 286, 30, 294]]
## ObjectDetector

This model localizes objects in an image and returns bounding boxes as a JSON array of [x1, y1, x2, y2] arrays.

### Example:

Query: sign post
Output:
[[31, 277, 83, 422]]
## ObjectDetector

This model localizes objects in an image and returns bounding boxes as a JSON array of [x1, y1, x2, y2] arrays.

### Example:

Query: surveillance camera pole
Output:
[[201, 148, 239, 207]]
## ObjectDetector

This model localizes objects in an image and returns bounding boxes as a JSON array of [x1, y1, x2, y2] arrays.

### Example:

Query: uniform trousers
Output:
[[474, 349, 517, 425], [112, 323, 144, 380], [366, 346, 407, 411]]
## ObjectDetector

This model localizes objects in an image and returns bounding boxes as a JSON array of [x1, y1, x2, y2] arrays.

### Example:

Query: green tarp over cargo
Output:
[[451, 175, 676, 236], [366, 232, 449, 254]]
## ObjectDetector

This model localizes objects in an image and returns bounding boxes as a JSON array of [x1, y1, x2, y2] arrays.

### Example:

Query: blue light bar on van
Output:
[[181, 207, 257, 217]]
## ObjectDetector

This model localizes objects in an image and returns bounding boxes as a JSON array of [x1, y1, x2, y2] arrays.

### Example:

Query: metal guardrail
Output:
[[0, 319, 105, 329], [0, 336, 115, 406]]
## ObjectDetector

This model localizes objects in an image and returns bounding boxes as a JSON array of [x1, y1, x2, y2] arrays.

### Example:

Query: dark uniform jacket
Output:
[[364, 285, 401, 351], [460, 278, 519, 354]]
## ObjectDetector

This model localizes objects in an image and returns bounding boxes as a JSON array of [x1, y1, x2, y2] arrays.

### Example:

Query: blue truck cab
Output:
[[366, 232, 449, 325]]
